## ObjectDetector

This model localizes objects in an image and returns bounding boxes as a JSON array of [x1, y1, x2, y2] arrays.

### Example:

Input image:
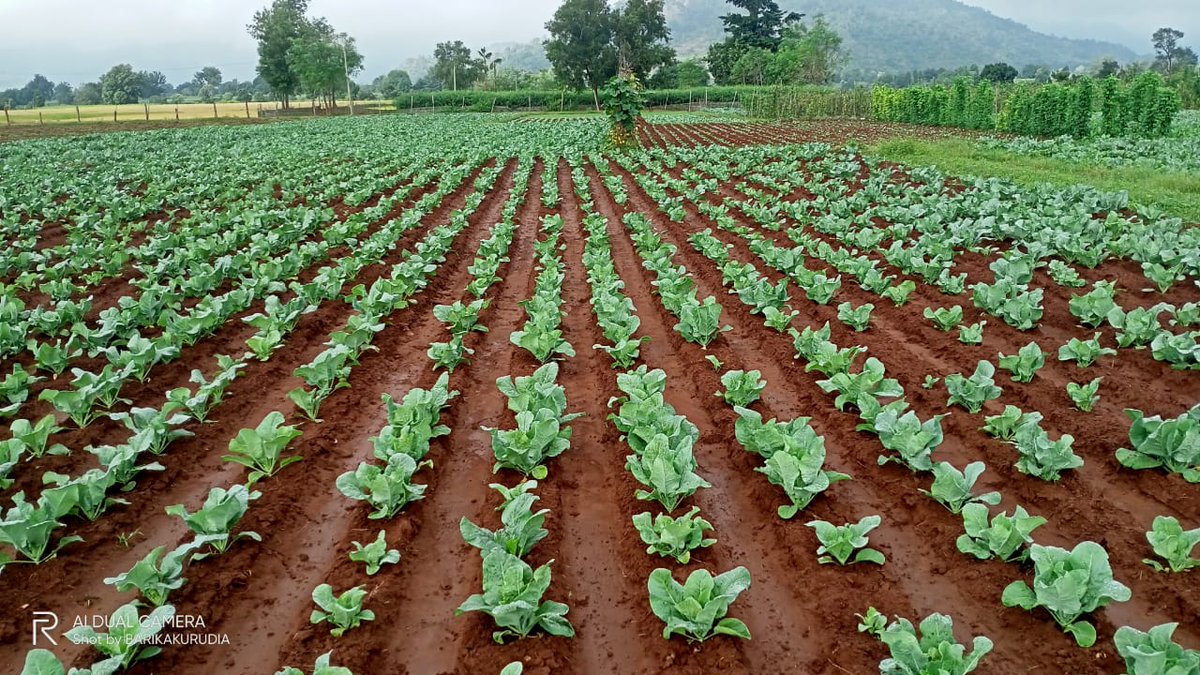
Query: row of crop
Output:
[[0, 163, 453, 441], [570, 162, 754, 644], [647, 145, 1197, 478], [611, 147, 1197, 666], [281, 160, 536, 670], [0, 160, 498, 575], [870, 72, 1180, 138], [658, 143, 1200, 373]]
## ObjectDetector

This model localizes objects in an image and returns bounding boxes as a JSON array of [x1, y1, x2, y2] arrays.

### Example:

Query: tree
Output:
[[52, 81, 73, 104], [477, 48, 503, 89], [74, 82, 103, 105], [720, 0, 802, 52], [775, 16, 844, 84], [613, 0, 674, 80], [545, 0, 674, 105], [706, 0, 802, 84], [651, 59, 709, 88], [20, 75, 55, 108], [139, 71, 169, 99], [289, 30, 363, 108], [248, 0, 313, 108], [731, 48, 772, 85], [980, 62, 1018, 83], [432, 41, 484, 91], [1095, 59, 1120, 78], [194, 66, 223, 88], [1153, 27, 1186, 73], [99, 64, 142, 104], [544, 0, 616, 107], [373, 69, 412, 99], [676, 60, 710, 87]]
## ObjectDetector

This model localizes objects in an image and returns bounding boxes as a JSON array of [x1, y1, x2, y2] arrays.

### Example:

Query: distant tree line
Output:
[[4, 2, 1197, 114], [0, 66, 277, 110]]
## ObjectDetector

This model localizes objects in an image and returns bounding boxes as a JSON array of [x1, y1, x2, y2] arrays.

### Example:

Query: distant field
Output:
[[2, 101, 394, 125]]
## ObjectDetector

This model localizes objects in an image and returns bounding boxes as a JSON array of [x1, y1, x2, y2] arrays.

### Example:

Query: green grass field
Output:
[[871, 137, 1200, 223], [2, 101, 398, 126]]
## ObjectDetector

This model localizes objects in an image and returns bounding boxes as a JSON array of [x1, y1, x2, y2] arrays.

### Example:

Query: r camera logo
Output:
[[32, 611, 59, 646]]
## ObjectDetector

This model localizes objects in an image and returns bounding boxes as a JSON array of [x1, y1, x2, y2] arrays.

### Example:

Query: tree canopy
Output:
[[544, 0, 674, 103]]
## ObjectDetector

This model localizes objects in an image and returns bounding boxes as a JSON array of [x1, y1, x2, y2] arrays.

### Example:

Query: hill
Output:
[[663, 0, 1138, 76]]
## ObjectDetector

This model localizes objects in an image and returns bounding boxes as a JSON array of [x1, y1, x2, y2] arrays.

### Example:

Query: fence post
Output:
[[76, 105, 81, 123], [245, 101, 250, 118], [144, 103, 149, 121], [175, 106, 179, 121], [113, 107, 118, 123], [213, 102, 218, 119]]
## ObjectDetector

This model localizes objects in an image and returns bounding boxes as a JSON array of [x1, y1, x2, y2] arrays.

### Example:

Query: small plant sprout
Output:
[[1066, 378, 1102, 413], [1142, 515, 1200, 573], [958, 320, 986, 345], [858, 608, 993, 674], [222, 410, 303, 485], [116, 529, 144, 548], [349, 530, 401, 575], [716, 369, 766, 407], [311, 584, 374, 637], [632, 506, 716, 564], [705, 355, 723, 371], [921, 461, 1001, 514], [647, 566, 751, 642], [275, 651, 354, 675], [997, 342, 1045, 383], [838, 302, 874, 332], [806, 515, 886, 565]]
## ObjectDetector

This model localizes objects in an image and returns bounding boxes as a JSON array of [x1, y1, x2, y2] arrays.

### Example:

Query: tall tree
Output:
[[20, 75, 55, 108], [980, 62, 1018, 83], [248, 0, 312, 108], [545, 0, 673, 105], [193, 66, 223, 88], [139, 70, 169, 98], [720, 0, 803, 52], [1153, 27, 1185, 73], [74, 82, 103, 105], [432, 41, 484, 91], [707, 0, 802, 84], [289, 29, 363, 108], [613, 0, 675, 78], [775, 16, 844, 84], [52, 81, 73, 104], [477, 48, 503, 89], [373, 69, 413, 99], [545, 0, 616, 107], [99, 64, 142, 104]]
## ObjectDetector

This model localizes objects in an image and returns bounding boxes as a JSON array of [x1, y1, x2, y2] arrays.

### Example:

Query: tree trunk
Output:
[[592, 86, 601, 112]]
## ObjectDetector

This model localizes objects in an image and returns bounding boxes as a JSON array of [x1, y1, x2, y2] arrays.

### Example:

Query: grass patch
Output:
[[870, 138, 1200, 223]]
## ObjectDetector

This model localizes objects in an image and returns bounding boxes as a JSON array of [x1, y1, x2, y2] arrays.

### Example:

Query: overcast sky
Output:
[[0, 0, 1194, 88]]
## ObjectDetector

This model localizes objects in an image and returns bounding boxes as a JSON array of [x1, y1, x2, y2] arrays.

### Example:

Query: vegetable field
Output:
[[1, 114, 1198, 675]]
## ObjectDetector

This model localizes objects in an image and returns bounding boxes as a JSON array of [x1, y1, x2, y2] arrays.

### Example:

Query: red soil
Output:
[[2, 128, 1197, 675]]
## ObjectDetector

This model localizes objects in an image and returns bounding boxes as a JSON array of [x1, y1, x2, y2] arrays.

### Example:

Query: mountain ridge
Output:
[[662, 0, 1138, 75]]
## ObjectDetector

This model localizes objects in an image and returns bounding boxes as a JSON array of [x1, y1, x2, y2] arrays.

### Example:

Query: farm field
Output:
[[1, 113, 1199, 675]]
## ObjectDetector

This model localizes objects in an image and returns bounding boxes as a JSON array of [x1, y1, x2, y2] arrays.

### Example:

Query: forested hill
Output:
[[664, 0, 1138, 74]]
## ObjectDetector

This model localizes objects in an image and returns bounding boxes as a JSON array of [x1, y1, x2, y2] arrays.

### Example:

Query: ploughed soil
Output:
[[2, 124, 1196, 675]]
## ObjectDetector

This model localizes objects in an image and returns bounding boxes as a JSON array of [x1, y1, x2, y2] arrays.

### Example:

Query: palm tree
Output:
[[477, 48, 503, 90]]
